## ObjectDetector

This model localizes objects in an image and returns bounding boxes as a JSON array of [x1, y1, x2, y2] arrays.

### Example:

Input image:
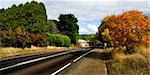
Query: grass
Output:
[[105, 46, 150, 75], [0, 46, 77, 59], [134, 45, 150, 58]]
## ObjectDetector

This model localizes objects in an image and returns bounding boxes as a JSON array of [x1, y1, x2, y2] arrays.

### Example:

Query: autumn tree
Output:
[[99, 10, 150, 51]]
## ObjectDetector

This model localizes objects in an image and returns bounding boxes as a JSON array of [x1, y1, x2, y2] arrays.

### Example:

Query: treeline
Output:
[[79, 34, 91, 41], [0, 1, 78, 48]]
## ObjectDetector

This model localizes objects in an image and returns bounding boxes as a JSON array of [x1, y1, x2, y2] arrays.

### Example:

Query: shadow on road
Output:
[[85, 52, 112, 60]]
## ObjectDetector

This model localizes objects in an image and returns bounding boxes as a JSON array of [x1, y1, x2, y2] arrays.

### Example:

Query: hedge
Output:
[[46, 33, 71, 47], [0, 31, 71, 48]]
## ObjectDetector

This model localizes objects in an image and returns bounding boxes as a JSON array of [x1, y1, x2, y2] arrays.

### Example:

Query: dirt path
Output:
[[59, 49, 108, 75]]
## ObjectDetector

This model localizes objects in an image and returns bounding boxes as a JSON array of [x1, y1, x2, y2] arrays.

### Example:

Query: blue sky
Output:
[[0, 0, 149, 34]]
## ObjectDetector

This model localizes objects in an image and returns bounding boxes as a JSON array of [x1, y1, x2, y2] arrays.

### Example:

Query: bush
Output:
[[63, 36, 71, 47], [29, 33, 48, 47], [46, 33, 71, 47], [0, 35, 32, 48], [0, 30, 70, 48], [1, 36, 12, 47]]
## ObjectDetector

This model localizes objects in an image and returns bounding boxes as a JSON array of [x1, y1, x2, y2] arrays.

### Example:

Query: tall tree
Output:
[[46, 20, 59, 34], [57, 14, 79, 44], [0, 1, 47, 33]]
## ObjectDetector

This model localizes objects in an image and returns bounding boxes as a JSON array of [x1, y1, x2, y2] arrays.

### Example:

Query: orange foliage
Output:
[[100, 10, 149, 49]]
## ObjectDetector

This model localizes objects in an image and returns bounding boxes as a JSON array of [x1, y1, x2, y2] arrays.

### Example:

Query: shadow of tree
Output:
[[85, 52, 112, 60]]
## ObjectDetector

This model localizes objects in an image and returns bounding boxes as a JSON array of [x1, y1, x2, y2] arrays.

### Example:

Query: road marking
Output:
[[51, 63, 71, 75], [50, 49, 94, 75], [73, 50, 93, 62], [0, 50, 81, 71]]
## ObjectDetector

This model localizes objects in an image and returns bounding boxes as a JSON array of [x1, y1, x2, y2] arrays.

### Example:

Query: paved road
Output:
[[59, 49, 108, 75]]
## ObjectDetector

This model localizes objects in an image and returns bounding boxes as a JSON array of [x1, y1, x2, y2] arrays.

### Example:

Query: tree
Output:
[[57, 14, 79, 44], [89, 33, 101, 45], [46, 20, 59, 34], [0, 1, 48, 48], [79, 34, 91, 41], [98, 10, 149, 51], [0, 1, 47, 33]]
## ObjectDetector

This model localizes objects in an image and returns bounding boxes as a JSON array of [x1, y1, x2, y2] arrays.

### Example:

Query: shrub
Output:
[[63, 36, 71, 47], [29, 33, 48, 47], [0, 30, 70, 48], [45, 33, 71, 47], [1, 36, 12, 47]]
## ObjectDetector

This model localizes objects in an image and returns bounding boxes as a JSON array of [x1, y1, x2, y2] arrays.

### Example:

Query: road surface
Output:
[[58, 49, 109, 75]]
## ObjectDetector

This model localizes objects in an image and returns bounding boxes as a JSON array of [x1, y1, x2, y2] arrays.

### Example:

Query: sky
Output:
[[0, 0, 149, 34]]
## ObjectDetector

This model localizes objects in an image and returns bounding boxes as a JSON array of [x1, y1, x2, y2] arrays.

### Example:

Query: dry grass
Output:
[[106, 47, 150, 75], [111, 54, 148, 75], [107, 53, 149, 75], [134, 45, 150, 58], [0, 46, 77, 59]]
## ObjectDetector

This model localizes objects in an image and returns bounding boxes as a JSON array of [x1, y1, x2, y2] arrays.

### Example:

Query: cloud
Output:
[[79, 27, 90, 34], [87, 24, 98, 32], [79, 24, 98, 34]]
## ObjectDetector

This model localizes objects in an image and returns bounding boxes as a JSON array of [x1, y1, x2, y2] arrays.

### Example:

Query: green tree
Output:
[[46, 20, 59, 34], [0, 1, 47, 33], [57, 14, 79, 44], [79, 34, 91, 42], [0, 1, 48, 48]]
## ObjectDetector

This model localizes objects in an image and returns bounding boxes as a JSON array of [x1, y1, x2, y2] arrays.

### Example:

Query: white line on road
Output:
[[0, 50, 79, 71], [51, 63, 71, 75], [50, 49, 94, 75], [73, 50, 93, 62]]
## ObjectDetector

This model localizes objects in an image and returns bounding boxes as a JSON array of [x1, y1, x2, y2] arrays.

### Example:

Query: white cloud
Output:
[[79, 27, 90, 34], [79, 24, 98, 34], [87, 24, 98, 32]]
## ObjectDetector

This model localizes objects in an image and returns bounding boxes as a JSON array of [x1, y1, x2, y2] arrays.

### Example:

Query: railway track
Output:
[[0, 48, 94, 75]]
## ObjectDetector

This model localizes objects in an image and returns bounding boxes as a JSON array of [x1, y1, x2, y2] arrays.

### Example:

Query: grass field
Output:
[[0, 46, 78, 59]]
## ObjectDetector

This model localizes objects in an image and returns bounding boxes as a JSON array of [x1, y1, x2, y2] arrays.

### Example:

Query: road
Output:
[[58, 49, 111, 75], [0, 49, 111, 75], [0, 49, 91, 75]]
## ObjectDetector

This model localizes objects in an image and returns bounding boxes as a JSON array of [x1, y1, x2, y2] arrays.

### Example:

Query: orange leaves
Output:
[[138, 21, 147, 30], [142, 34, 150, 46], [129, 33, 139, 42], [99, 10, 149, 49]]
